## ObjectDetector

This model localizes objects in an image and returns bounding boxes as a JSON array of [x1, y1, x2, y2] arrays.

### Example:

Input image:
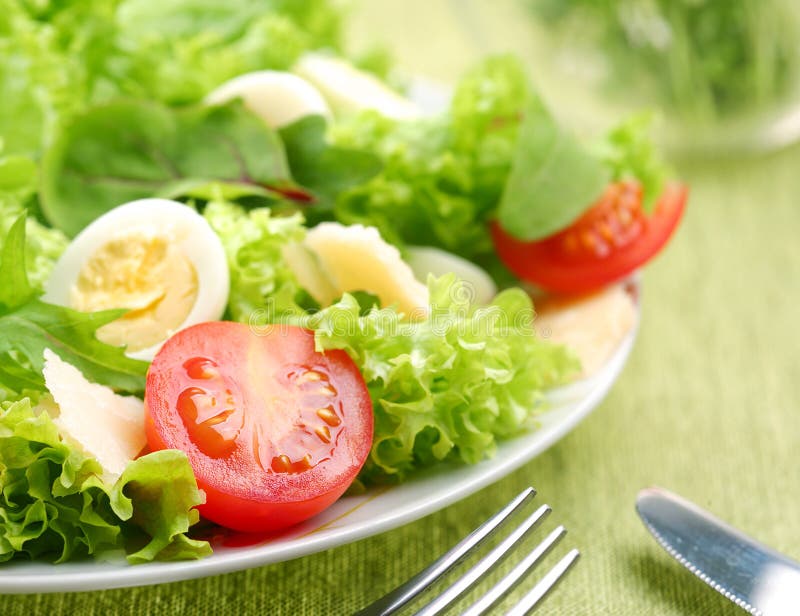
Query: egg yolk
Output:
[[70, 234, 198, 353]]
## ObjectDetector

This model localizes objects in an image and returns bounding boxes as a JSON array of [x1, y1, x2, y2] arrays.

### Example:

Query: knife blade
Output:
[[636, 487, 800, 616]]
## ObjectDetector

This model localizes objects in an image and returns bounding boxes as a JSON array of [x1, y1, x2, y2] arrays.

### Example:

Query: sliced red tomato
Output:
[[144, 321, 373, 532], [492, 181, 687, 294]]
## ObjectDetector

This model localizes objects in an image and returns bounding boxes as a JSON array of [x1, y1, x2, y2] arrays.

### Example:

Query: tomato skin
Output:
[[144, 418, 348, 530], [491, 182, 687, 294], [144, 321, 373, 532]]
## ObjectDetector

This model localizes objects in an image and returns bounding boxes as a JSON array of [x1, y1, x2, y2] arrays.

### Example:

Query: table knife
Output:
[[636, 487, 800, 615]]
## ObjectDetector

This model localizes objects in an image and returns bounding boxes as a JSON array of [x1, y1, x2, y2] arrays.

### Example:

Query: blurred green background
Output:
[[349, 0, 800, 154]]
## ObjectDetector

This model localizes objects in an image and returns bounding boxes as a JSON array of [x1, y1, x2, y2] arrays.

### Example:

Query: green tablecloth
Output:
[[5, 6, 800, 615]]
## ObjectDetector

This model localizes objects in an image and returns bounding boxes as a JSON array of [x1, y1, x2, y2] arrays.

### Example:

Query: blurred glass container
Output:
[[451, 0, 800, 156]]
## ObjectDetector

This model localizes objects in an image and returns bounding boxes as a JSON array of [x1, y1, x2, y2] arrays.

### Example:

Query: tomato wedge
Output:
[[144, 321, 373, 532], [491, 181, 687, 294]]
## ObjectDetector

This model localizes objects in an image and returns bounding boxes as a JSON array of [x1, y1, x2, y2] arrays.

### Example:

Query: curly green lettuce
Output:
[[114, 0, 342, 103], [299, 274, 578, 483], [0, 0, 344, 158], [204, 199, 313, 322], [593, 112, 669, 210], [0, 397, 210, 563], [329, 56, 529, 261]]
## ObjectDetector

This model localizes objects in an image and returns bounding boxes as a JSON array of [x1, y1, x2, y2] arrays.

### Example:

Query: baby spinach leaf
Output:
[[41, 100, 292, 237], [279, 115, 382, 218], [496, 101, 609, 241]]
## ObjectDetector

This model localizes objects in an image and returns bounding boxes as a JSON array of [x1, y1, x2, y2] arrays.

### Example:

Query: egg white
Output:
[[44, 198, 230, 361], [406, 246, 497, 305], [206, 70, 331, 129]]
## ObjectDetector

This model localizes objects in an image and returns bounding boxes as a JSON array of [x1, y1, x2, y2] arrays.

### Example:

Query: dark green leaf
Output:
[[497, 101, 610, 241], [0, 301, 148, 393], [158, 179, 286, 202], [41, 100, 293, 237], [348, 290, 382, 315], [0, 218, 147, 394], [279, 115, 382, 218]]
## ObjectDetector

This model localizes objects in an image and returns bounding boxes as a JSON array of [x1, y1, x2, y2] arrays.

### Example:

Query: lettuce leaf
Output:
[[0, 0, 344, 159], [594, 113, 670, 210], [0, 396, 209, 563], [113, 0, 342, 104], [330, 56, 530, 261], [109, 449, 211, 563], [298, 274, 578, 483], [0, 154, 37, 201], [204, 200, 312, 323], [0, 0, 90, 158]]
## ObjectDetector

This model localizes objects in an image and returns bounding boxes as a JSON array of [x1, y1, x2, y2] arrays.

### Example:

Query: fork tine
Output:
[[504, 548, 581, 616], [355, 488, 536, 616], [413, 504, 551, 616], [461, 525, 567, 616]]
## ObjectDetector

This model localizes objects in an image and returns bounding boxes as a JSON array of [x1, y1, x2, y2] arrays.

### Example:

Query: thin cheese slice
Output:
[[42, 349, 146, 478], [281, 240, 338, 305], [294, 54, 420, 120], [301, 222, 429, 315], [534, 285, 637, 377]]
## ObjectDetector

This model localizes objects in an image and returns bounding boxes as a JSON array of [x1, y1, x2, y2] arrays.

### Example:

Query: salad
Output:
[[0, 0, 686, 564]]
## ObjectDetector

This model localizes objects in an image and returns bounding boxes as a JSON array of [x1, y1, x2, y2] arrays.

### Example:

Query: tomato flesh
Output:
[[144, 321, 373, 532], [492, 181, 687, 294]]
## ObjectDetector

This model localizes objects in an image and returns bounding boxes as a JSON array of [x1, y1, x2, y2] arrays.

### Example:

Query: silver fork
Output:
[[355, 487, 579, 616]]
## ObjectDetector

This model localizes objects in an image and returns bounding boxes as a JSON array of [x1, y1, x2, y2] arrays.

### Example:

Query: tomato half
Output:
[[144, 321, 373, 532], [492, 181, 688, 294]]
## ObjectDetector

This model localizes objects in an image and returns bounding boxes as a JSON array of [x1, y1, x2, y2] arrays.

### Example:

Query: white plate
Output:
[[0, 285, 639, 594]]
